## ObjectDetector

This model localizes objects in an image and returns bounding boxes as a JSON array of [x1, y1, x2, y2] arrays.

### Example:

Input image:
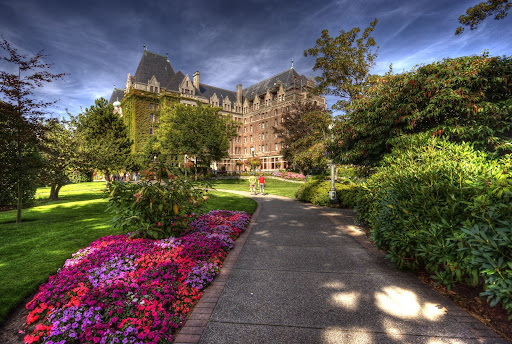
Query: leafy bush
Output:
[[106, 175, 210, 239], [358, 134, 512, 314], [0, 177, 37, 207], [296, 178, 360, 208], [66, 170, 92, 184]]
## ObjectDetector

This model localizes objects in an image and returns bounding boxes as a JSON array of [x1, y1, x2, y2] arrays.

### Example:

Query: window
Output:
[[244, 137, 247, 143], [274, 119, 277, 126], [274, 109, 277, 115], [244, 148, 247, 154], [262, 145, 265, 152], [275, 143, 278, 151], [250, 125, 253, 132], [244, 127, 247, 133], [149, 103, 153, 109], [250, 136, 253, 142], [150, 113, 154, 122], [149, 126, 153, 135], [150, 86, 154, 92]]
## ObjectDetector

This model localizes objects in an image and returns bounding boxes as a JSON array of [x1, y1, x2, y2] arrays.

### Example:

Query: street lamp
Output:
[[328, 124, 338, 204], [184, 154, 188, 181]]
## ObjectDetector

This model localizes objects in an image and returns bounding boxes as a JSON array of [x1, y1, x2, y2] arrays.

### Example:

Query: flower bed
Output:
[[23, 210, 251, 344], [271, 171, 306, 181]]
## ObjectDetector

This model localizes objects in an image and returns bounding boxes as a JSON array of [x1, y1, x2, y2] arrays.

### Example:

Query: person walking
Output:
[[249, 174, 257, 195], [258, 173, 266, 195]]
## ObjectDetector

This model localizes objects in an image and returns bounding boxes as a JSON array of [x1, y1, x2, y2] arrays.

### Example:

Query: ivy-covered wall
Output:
[[120, 89, 181, 153]]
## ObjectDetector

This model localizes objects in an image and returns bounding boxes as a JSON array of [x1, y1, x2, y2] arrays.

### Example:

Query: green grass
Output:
[[0, 182, 256, 325], [210, 178, 302, 198]]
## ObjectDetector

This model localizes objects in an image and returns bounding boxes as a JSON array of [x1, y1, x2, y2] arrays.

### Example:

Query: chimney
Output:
[[193, 71, 200, 89], [237, 84, 243, 103]]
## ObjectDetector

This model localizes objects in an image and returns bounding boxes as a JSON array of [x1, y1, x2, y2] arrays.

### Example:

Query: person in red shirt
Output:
[[258, 174, 266, 195]]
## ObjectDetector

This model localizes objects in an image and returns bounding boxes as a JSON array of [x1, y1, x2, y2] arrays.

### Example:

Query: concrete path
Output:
[[176, 192, 508, 344]]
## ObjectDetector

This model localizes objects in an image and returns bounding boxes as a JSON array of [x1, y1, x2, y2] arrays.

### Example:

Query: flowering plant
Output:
[[23, 210, 251, 344], [272, 171, 306, 181], [106, 176, 210, 239]]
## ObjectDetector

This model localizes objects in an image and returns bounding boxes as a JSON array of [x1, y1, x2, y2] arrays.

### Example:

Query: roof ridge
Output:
[[244, 68, 297, 89], [144, 51, 168, 59], [200, 83, 236, 93]]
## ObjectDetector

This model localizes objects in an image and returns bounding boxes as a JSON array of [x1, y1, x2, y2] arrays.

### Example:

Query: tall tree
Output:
[[456, 0, 511, 35], [156, 104, 239, 172], [304, 19, 378, 112], [0, 37, 65, 223], [74, 98, 131, 186], [38, 120, 78, 200], [274, 101, 332, 173]]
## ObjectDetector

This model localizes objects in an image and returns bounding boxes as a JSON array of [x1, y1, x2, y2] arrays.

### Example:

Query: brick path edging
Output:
[[173, 199, 261, 344]]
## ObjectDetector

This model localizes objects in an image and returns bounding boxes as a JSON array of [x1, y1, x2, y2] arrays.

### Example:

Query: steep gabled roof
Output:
[[109, 88, 124, 104], [242, 69, 301, 100], [134, 51, 175, 86], [166, 71, 185, 92], [198, 84, 237, 105]]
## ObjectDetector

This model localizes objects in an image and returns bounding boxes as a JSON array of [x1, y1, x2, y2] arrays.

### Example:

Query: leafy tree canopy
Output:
[[156, 104, 239, 167], [274, 100, 332, 173], [456, 0, 511, 35], [38, 120, 80, 200], [304, 19, 378, 112], [0, 36, 65, 222], [73, 98, 131, 183], [331, 53, 512, 166]]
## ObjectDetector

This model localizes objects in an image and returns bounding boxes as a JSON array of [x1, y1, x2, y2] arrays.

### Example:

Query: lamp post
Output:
[[184, 154, 188, 181], [328, 124, 338, 204]]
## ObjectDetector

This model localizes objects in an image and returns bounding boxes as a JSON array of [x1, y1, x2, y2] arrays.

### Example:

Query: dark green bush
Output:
[[358, 133, 512, 314], [296, 178, 360, 208]]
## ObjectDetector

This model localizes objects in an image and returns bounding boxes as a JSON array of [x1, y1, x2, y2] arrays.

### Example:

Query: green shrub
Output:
[[106, 174, 210, 239], [358, 133, 512, 315], [296, 178, 360, 208], [66, 170, 92, 184]]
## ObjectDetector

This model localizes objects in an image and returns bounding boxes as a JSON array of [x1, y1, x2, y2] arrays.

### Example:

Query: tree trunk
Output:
[[49, 184, 62, 200], [16, 177, 22, 224], [105, 171, 111, 188]]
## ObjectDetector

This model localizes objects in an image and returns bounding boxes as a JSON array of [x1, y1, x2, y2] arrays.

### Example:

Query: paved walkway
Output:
[[176, 192, 508, 344]]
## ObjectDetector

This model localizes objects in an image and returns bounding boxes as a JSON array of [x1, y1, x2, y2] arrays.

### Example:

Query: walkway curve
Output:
[[175, 191, 507, 344]]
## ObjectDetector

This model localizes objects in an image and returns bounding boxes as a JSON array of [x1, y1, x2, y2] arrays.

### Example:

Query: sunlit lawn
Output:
[[0, 182, 256, 325], [210, 177, 303, 198]]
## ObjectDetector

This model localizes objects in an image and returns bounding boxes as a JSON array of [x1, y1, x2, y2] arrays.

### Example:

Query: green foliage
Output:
[[39, 120, 81, 199], [106, 173, 209, 239], [358, 134, 512, 314], [296, 178, 360, 208], [73, 98, 132, 182], [273, 101, 332, 173], [304, 19, 378, 111], [456, 0, 511, 35], [66, 170, 92, 184], [333, 54, 512, 166], [156, 104, 239, 168], [0, 37, 65, 222]]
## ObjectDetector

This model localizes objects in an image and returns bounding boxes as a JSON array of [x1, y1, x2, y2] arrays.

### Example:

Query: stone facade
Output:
[[109, 49, 326, 171]]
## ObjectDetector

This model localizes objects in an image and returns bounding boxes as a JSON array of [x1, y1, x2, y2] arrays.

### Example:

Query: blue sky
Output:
[[0, 0, 511, 118]]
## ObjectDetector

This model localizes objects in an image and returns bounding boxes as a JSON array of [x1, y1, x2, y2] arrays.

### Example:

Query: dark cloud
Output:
[[1, 0, 510, 118]]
